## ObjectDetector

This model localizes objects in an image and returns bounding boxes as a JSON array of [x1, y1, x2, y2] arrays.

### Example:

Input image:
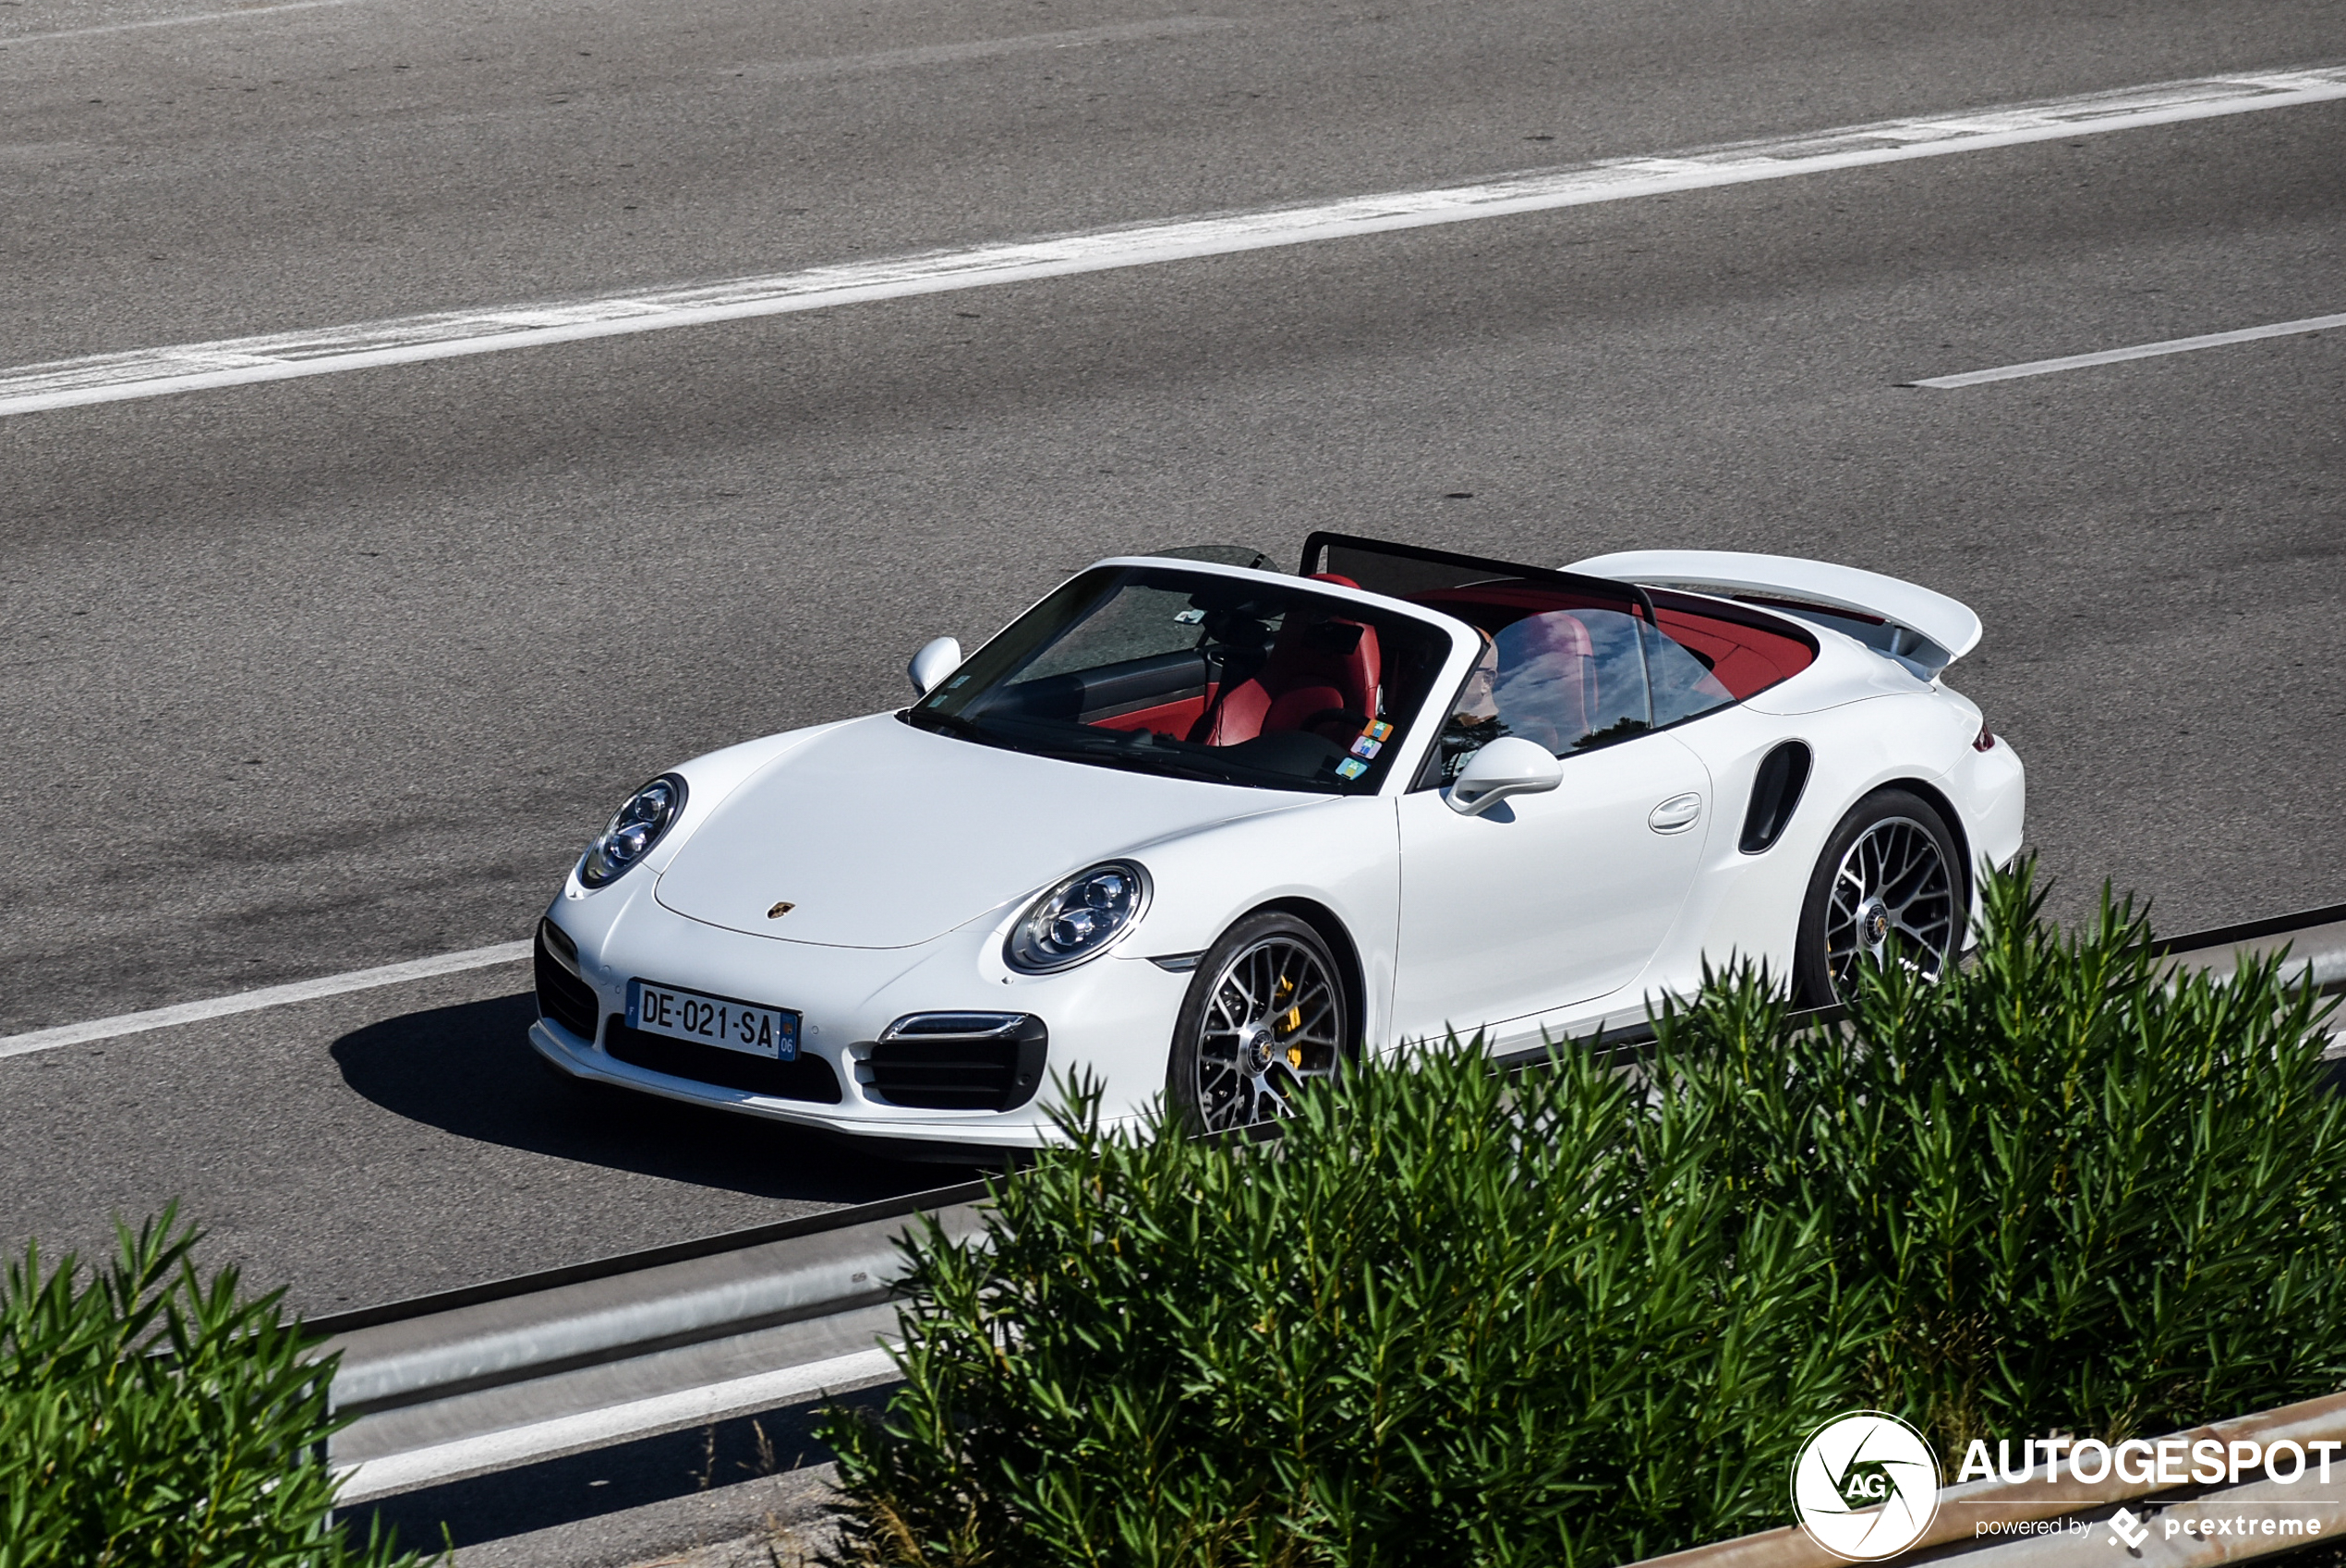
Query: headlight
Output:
[[1005, 862, 1151, 972], [577, 774, 687, 888]]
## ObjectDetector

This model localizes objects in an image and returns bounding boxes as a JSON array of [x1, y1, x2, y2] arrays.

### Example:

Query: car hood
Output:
[[653, 714, 1303, 947]]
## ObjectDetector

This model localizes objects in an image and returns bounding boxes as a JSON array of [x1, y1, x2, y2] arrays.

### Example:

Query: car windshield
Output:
[[904, 566, 1456, 793]]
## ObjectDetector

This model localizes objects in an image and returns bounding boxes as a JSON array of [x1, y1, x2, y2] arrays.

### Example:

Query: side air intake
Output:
[[1739, 741, 1812, 854]]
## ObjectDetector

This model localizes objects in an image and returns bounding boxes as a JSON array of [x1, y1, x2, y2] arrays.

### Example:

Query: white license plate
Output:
[[625, 979, 800, 1060]]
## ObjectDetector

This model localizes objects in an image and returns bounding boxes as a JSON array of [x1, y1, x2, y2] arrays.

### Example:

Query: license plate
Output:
[[625, 979, 799, 1060]]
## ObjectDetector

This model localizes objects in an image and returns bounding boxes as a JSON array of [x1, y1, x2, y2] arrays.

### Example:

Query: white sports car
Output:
[[530, 535, 2024, 1151]]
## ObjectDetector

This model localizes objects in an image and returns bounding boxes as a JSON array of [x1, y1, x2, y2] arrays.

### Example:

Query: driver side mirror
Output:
[[906, 636, 963, 697], [1445, 736, 1563, 817]]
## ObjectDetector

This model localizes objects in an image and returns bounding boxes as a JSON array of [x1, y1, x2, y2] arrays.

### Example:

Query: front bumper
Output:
[[530, 876, 1188, 1148]]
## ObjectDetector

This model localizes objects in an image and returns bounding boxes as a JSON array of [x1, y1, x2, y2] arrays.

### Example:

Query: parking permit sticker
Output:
[[1349, 735, 1383, 759], [1336, 757, 1370, 779]]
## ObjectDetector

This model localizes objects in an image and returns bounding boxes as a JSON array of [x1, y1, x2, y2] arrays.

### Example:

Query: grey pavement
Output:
[[1, 0, 2340, 1332]]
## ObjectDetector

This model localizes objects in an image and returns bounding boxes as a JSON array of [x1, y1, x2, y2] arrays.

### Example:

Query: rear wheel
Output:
[[1794, 789, 1964, 1007], [1168, 911, 1350, 1133]]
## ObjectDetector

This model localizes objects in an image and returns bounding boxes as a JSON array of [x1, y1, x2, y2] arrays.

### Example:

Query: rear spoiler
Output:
[[1566, 549, 1983, 681]]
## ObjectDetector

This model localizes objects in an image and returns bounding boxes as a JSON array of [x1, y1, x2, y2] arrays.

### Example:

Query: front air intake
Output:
[[863, 1013, 1048, 1112], [533, 923, 599, 1042], [604, 1020, 843, 1104]]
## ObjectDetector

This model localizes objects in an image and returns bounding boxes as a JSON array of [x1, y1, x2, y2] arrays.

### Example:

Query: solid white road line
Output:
[[1906, 311, 2346, 388], [2, 64, 2341, 416], [0, 939, 531, 1062], [742, 15, 1231, 81], [332, 1345, 900, 1502], [0, 0, 360, 46]]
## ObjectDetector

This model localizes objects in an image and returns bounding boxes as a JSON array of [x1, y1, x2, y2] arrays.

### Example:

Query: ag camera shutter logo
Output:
[[1792, 1411, 1942, 1561]]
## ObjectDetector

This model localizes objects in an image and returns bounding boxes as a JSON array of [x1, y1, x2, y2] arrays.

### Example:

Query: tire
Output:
[[1168, 911, 1352, 1134], [1793, 788, 1965, 1007]]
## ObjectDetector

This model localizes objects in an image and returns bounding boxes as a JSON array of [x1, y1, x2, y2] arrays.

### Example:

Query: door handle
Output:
[[1649, 792, 1703, 834]]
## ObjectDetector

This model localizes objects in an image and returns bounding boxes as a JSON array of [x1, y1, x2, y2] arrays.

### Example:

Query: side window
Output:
[[1646, 624, 1736, 728], [1434, 608, 1656, 778], [1492, 609, 1650, 753]]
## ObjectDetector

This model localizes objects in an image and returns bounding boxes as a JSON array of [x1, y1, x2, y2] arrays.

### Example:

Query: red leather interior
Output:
[[1088, 694, 1213, 735], [1193, 584, 1382, 746], [1648, 607, 1814, 698]]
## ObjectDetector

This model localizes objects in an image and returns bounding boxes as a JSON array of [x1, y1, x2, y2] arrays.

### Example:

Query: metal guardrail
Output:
[[321, 1185, 986, 1502], [323, 903, 2346, 1506]]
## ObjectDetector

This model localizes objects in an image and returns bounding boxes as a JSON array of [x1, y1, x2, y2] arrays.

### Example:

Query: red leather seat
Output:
[[1193, 576, 1383, 746]]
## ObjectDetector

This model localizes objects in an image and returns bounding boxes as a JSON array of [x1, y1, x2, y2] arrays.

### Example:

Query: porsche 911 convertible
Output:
[[529, 534, 2024, 1148]]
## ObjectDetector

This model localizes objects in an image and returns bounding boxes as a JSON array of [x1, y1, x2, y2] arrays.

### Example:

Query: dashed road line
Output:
[[0, 940, 531, 1061], [2, 64, 2342, 416], [0, 0, 362, 46], [1905, 311, 2346, 388]]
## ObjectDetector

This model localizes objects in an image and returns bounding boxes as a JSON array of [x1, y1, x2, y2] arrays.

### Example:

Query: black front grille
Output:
[[865, 1016, 1048, 1111], [534, 927, 599, 1042], [605, 1019, 842, 1104]]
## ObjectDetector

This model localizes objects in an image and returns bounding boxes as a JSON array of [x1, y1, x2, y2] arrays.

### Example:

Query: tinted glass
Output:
[[1646, 625, 1738, 727], [908, 568, 1454, 794], [1404, 582, 1652, 782]]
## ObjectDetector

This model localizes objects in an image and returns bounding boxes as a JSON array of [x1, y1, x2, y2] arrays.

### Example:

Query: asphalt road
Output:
[[3, 0, 2342, 1310]]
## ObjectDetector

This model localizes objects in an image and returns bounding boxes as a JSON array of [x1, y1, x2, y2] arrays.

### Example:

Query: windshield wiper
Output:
[[901, 707, 999, 745], [1075, 748, 1239, 785], [1030, 736, 1296, 788]]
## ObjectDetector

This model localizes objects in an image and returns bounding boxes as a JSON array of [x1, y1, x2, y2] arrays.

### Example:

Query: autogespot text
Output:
[[1955, 1437, 2340, 1488]]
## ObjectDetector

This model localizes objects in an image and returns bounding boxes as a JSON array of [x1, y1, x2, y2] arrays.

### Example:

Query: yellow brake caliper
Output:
[[1274, 974, 1304, 1067]]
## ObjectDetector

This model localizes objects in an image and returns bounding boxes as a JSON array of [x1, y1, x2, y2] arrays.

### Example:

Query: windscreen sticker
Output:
[[1336, 757, 1370, 780], [1348, 735, 1383, 759], [1363, 719, 1394, 742]]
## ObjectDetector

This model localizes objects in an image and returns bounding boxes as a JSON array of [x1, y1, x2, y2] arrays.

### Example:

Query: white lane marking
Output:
[[741, 15, 1230, 81], [1906, 310, 2346, 387], [0, 0, 359, 45], [3, 65, 2342, 416], [0, 940, 531, 1061], [333, 1345, 898, 1502]]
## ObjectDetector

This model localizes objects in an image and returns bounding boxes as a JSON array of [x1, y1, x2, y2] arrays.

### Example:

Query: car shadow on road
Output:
[[331, 993, 971, 1204]]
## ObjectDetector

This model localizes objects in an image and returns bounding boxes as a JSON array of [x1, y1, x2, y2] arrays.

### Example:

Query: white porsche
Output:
[[529, 535, 2024, 1151]]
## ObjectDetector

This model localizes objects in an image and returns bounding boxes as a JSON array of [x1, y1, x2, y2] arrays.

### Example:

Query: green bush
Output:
[[816, 1002, 1865, 1565], [0, 1208, 423, 1568], [820, 863, 2346, 1568], [1675, 866, 2346, 1449]]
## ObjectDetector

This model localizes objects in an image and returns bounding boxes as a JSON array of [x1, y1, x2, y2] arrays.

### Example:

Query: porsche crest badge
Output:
[[767, 901, 795, 919]]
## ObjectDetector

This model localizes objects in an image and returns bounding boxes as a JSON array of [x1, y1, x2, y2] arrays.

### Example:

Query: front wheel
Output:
[[1794, 788, 1965, 1007], [1168, 912, 1351, 1133]]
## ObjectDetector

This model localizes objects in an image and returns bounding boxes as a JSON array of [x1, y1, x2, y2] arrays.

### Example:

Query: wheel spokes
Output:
[[1821, 815, 1956, 995], [1187, 935, 1345, 1131]]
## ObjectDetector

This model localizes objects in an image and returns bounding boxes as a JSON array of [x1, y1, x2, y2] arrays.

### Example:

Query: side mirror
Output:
[[906, 636, 963, 697], [1445, 736, 1563, 817]]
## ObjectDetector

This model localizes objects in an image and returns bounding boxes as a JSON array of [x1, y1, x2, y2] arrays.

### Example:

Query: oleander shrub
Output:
[[819, 862, 2346, 1568], [817, 1024, 1868, 1566], [0, 1208, 423, 1568], [1664, 862, 2346, 1451]]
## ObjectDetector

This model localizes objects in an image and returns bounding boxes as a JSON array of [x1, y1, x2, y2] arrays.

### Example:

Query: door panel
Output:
[[1392, 732, 1712, 1045]]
